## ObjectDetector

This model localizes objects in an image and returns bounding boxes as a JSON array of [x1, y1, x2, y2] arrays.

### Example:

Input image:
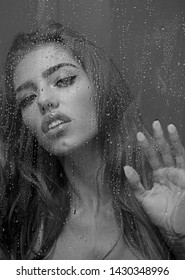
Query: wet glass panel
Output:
[[0, 0, 185, 261]]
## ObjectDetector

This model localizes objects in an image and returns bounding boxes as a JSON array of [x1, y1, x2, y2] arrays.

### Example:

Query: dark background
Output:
[[0, 0, 185, 143]]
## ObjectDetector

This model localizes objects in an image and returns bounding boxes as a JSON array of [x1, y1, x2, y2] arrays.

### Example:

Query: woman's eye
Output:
[[54, 75, 77, 88], [19, 94, 36, 109]]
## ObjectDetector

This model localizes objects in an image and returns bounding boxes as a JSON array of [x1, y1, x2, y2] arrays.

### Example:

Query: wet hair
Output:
[[0, 22, 171, 259]]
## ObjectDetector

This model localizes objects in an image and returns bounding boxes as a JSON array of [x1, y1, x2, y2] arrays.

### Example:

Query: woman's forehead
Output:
[[13, 44, 79, 85], [16, 44, 76, 69]]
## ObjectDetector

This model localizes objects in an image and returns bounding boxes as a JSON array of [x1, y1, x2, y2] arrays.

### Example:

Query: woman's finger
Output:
[[168, 124, 185, 169], [155, 167, 185, 190], [152, 121, 174, 167], [137, 132, 161, 170], [124, 165, 148, 202], [153, 168, 169, 185]]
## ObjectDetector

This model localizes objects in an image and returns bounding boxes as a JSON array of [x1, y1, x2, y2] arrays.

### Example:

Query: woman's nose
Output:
[[38, 89, 59, 114]]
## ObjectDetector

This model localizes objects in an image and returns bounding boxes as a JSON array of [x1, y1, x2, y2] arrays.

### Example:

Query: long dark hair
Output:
[[0, 22, 170, 259]]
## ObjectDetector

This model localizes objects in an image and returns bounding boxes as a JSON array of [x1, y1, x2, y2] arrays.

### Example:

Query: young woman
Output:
[[0, 22, 185, 260]]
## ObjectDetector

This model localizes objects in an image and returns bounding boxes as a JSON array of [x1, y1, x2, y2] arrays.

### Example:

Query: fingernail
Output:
[[137, 132, 145, 142], [152, 120, 161, 129], [167, 124, 176, 133], [124, 166, 133, 178]]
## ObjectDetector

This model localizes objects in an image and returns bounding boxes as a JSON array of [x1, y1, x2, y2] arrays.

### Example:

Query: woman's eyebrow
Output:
[[15, 81, 38, 95], [15, 63, 78, 95], [42, 63, 78, 78]]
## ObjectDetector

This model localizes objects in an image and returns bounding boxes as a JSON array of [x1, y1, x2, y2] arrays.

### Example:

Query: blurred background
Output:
[[0, 0, 185, 143]]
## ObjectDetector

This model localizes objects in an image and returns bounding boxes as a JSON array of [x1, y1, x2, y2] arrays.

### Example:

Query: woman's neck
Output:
[[59, 140, 111, 212]]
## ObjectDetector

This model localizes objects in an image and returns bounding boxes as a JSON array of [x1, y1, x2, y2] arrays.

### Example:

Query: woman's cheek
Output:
[[22, 111, 38, 134]]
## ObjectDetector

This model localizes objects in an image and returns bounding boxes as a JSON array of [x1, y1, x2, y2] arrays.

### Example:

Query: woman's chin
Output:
[[46, 138, 96, 157], [44, 139, 81, 156], [39, 131, 99, 157]]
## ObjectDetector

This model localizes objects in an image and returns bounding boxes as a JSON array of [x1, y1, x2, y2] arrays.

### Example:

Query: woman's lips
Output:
[[41, 112, 72, 134]]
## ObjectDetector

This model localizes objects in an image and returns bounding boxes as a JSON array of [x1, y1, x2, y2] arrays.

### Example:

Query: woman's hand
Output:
[[124, 121, 185, 236]]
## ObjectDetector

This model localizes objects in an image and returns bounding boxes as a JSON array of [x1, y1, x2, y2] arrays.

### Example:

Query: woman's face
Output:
[[14, 44, 98, 155]]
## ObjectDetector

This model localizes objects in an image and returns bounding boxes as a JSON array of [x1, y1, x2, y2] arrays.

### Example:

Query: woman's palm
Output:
[[141, 167, 185, 234], [124, 121, 185, 236]]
